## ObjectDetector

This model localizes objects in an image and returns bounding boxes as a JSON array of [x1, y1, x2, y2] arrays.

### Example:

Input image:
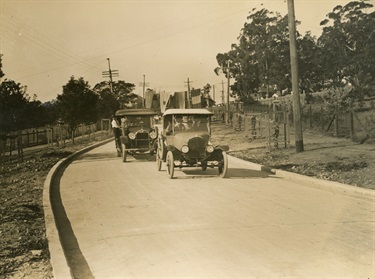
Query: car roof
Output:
[[115, 109, 157, 116], [163, 108, 214, 116]]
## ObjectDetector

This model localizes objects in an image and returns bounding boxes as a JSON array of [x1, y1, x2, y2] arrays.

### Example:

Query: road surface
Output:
[[52, 141, 374, 278]]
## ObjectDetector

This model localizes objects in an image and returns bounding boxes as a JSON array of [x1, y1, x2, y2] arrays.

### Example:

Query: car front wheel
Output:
[[218, 151, 228, 178], [156, 146, 162, 171], [122, 144, 127, 162], [166, 151, 174, 179]]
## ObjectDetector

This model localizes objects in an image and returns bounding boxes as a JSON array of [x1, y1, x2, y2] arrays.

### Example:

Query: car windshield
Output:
[[125, 116, 151, 127], [164, 114, 210, 133]]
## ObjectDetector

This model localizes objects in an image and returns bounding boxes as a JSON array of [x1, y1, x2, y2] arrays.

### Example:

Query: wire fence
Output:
[[0, 121, 112, 158], [212, 98, 375, 151]]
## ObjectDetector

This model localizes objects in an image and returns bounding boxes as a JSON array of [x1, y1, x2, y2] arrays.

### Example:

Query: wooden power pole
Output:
[[185, 78, 192, 108], [287, 0, 304, 153]]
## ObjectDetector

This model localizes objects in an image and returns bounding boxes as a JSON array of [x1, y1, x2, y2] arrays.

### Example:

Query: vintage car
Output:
[[114, 108, 159, 162], [156, 108, 229, 178]]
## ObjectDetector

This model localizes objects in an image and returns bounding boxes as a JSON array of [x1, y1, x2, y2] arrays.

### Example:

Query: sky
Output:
[[0, 0, 367, 104]]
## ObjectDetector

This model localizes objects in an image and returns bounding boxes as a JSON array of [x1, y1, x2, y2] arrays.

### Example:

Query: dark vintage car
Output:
[[156, 108, 229, 178], [115, 109, 159, 162]]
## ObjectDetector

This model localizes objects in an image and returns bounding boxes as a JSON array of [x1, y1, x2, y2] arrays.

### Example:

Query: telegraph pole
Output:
[[212, 85, 215, 104], [287, 0, 304, 152], [221, 80, 225, 104], [143, 75, 146, 107], [184, 78, 192, 108], [139, 75, 150, 108], [226, 60, 230, 126], [102, 58, 119, 94]]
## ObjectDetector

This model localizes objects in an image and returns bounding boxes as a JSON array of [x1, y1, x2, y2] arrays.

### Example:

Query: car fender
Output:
[[215, 145, 229, 152], [120, 136, 128, 145]]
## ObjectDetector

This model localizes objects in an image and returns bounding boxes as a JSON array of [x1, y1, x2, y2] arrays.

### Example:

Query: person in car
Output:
[[175, 116, 195, 130]]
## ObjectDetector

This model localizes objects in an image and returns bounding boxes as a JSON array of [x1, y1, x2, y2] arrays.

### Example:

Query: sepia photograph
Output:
[[1, 0, 374, 278]]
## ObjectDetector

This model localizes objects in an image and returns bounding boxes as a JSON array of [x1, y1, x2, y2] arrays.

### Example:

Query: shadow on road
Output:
[[226, 168, 271, 179], [51, 163, 94, 279], [178, 167, 272, 179]]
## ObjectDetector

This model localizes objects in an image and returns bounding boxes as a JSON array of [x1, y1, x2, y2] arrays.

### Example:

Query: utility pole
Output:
[[143, 75, 146, 108], [102, 58, 119, 94], [184, 78, 192, 108], [212, 85, 215, 104], [139, 76, 150, 108], [221, 80, 225, 104], [287, 0, 304, 152], [226, 60, 230, 126]]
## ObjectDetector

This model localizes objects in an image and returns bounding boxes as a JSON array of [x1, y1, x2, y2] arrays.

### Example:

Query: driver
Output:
[[179, 115, 194, 130]]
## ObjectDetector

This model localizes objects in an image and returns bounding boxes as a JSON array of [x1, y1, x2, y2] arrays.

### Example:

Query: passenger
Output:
[[178, 116, 194, 130]]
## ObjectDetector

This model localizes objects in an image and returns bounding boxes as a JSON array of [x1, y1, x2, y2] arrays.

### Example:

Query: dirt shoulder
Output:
[[0, 132, 112, 279], [211, 122, 375, 190]]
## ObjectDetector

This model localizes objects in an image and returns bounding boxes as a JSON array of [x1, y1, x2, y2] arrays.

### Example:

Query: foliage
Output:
[[318, 0, 375, 99], [216, 1, 374, 103], [93, 80, 137, 117], [0, 54, 4, 79], [0, 79, 29, 133], [57, 76, 98, 142], [216, 8, 291, 101]]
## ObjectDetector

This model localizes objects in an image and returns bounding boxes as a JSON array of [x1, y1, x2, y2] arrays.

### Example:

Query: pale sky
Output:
[[0, 0, 366, 104]]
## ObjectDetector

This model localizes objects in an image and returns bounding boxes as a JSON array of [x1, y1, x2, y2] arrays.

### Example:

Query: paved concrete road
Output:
[[56, 141, 374, 278]]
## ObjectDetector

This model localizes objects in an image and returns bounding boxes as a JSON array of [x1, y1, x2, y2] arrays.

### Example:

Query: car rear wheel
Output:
[[166, 151, 174, 179], [218, 151, 228, 178], [122, 144, 127, 162]]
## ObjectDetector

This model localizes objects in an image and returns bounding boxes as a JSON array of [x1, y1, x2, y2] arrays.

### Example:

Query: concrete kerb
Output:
[[43, 137, 114, 279], [228, 155, 374, 196]]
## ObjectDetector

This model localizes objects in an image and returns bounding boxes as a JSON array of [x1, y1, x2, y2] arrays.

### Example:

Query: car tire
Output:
[[218, 151, 228, 178], [122, 144, 127, 162], [156, 147, 162, 171], [201, 162, 207, 171], [166, 151, 174, 179]]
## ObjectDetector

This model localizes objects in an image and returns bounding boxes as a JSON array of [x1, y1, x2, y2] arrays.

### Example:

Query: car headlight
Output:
[[129, 132, 136, 140], [206, 145, 214, 153], [181, 145, 189, 153], [149, 131, 157, 139]]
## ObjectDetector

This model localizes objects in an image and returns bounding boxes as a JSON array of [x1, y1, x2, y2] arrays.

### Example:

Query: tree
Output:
[[298, 32, 324, 94], [216, 8, 292, 101], [0, 79, 29, 134], [94, 80, 138, 118], [0, 54, 4, 79], [318, 0, 375, 99], [57, 76, 98, 143]]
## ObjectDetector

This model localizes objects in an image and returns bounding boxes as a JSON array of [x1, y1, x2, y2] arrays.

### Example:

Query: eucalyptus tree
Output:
[[216, 8, 292, 102], [318, 0, 375, 99]]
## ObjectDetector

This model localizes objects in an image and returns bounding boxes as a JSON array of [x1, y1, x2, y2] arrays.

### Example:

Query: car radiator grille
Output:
[[132, 132, 150, 148], [188, 137, 205, 157]]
